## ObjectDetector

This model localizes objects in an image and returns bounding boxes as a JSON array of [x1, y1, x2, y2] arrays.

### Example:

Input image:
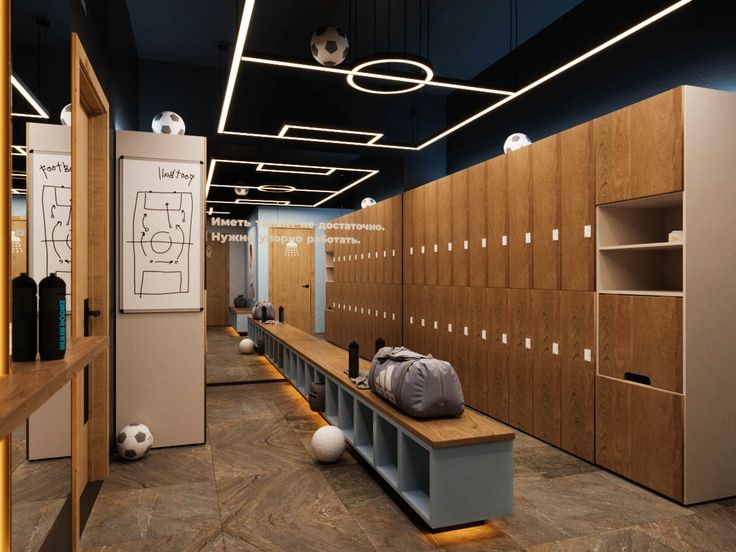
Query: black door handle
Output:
[[301, 284, 310, 288]]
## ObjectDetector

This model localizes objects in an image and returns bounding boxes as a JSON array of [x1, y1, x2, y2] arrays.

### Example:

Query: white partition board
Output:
[[119, 156, 203, 312]]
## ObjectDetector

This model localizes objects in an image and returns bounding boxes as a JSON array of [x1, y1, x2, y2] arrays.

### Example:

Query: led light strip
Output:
[[278, 124, 383, 145], [11, 171, 25, 179], [256, 160, 336, 175], [207, 158, 379, 207], [220, 0, 692, 151], [11, 189, 27, 195], [207, 207, 231, 215], [10, 73, 49, 119], [11, 145, 26, 156], [209, 198, 292, 206]]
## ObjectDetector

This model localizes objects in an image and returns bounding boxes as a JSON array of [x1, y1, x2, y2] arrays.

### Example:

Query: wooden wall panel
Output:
[[532, 290, 561, 446], [424, 181, 438, 285], [487, 287, 509, 422], [532, 135, 561, 290], [508, 288, 533, 432], [467, 162, 487, 287], [507, 148, 532, 288], [486, 156, 508, 288], [595, 87, 683, 204], [560, 122, 595, 290], [437, 177, 453, 286], [561, 291, 595, 462], [451, 172, 469, 287]]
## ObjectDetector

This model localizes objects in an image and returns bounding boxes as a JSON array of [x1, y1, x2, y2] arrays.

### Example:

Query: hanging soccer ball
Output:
[[234, 187, 249, 196], [310, 26, 349, 67], [361, 197, 376, 209], [503, 133, 532, 153], [152, 111, 186, 135], [116, 423, 154, 460], [60, 103, 72, 126]]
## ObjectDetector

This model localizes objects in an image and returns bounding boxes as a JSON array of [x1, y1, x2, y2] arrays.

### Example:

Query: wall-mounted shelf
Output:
[[599, 289, 684, 297], [599, 242, 682, 251]]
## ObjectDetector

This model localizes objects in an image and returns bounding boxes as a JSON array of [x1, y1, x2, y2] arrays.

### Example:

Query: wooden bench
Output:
[[227, 306, 250, 333], [249, 319, 514, 529]]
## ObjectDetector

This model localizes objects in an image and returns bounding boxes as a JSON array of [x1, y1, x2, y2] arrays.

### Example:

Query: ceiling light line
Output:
[[241, 55, 514, 95], [10, 73, 49, 119], [417, 0, 693, 150], [313, 170, 379, 207], [256, 160, 336, 175], [207, 207, 230, 215], [347, 57, 434, 95], [208, 199, 294, 206], [210, 183, 334, 193], [217, 0, 256, 133], [222, 129, 418, 150], [278, 124, 383, 144], [11, 145, 27, 156]]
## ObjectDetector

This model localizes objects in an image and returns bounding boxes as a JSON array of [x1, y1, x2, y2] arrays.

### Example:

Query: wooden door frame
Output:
[[268, 226, 315, 333], [71, 32, 110, 549]]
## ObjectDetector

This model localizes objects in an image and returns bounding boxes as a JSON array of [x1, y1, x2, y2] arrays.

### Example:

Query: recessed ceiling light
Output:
[[11, 73, 49, 119]]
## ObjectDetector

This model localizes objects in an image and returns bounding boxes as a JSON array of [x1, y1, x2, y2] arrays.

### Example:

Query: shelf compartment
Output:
[[374, 413, 399, 488], [599, 241, 682, 251], [597, 191, 682, 247], [598, 248, 682, 293], [399, 432, 431, 521], [312, 367, 325, 385], [324, 378, 339, 425], [297, 357, 307, 396], [338, 388, 355, 444], [353, 399, 374, 462]]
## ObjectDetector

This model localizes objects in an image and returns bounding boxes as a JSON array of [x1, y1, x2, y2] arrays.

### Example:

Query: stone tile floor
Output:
[[206, 326, 285, 385]]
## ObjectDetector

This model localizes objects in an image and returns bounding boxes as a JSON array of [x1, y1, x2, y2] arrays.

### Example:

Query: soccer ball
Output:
[[60, 103, 72, 126], [234, 187, 249, 196], [116, 423, 154, 460], [361, 197, 376, 209], [152, 111, 186, 135], [310, 26, 349, 67], [503, 133, 532, 153], [239, 338, 255, 354], [311, 426, 345, 463]]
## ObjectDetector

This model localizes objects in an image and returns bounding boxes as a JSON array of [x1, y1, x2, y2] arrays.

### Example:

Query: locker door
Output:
[[403, 285, 415, 350], [467, 161, 488, 287], [413, 185, 426, 285], [487, 287, 509, 422], [532, 289, 562, 446], [486, 156, 508, 288], [437, 177, 453, 286], [433, 286, 450, 361], [391, 284, 402, 346], [451, 171, 469, 287], [403, 190, 414, 285], [424, 181, 438, 285], [466, 286, 488, 411], [507, 147, 532, 288], [383, 199, 392, 284], [367, 204, 376, 284], [508, 288, 533, 432], [450, 286, 469, 393], [561, 291, 595, 461], [560, 122, 595, 291], [392, 195, 402, 285], [532, 135, 561, 290]]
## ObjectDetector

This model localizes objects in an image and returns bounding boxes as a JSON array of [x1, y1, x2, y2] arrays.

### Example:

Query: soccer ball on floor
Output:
[[60, 103, 72, 126], [239, 338, 255, 354], [116, 423, 154, 460], [310, 26, 349, 67], [152, 111, 186, 135], [503, 132, 532, 153], [311, 426, 345, 463]]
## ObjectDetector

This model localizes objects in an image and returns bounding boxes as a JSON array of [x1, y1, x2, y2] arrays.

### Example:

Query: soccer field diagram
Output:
[[41, 183, 72, 301], [129, 190, 194, 297]]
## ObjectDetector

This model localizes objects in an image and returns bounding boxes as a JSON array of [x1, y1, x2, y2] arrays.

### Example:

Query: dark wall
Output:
[[446, 0, 736, 173]]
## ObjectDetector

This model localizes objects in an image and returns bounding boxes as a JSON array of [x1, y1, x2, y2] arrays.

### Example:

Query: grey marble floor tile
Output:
[[12, 457, 70, 503], [514, 445, 599, 481], [206, 385, 284, 425], [635, 503, 736, 552], [206, 327, 282, 384], [81, 482, 221, 548], [82, 527, 226, 551], [526, 526, 676, 552], [12, 498, 66, 552]]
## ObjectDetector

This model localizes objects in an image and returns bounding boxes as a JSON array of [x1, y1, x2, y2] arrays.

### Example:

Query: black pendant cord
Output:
[[349, 0, 353, 63], [373, 0, 377, 53], [403, 0, 407, 54], [387, 0, 391, 52], [426, 0, 430, 60]]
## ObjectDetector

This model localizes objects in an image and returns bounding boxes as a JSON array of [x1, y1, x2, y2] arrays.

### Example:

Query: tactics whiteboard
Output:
[[119, 156, 203, 312], [28, 151, 73, 311]]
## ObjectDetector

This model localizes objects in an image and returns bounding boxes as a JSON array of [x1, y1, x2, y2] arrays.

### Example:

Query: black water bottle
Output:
[[12, 273, 37, 361], [39, 273, 66, 360], [261, 305, 267, 322], [348, 341, 360, 378], [375, 337, 385, 354], [278, 306, 285, 323]]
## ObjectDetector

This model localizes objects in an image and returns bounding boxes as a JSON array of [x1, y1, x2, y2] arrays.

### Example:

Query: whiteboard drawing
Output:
[[120, 156, 202, 312], [131, 191, 193, 296], [29, 151, 73, 311]]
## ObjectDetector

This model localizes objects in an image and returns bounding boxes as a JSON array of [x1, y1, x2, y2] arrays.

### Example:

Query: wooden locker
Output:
[[532, 289, 562, 446], [403, 189, 414, 285], [532, 135, 561, 290], [450, 286, 470, 394], [507, 147, 533, 288], [466, 286, 488, 411], [437, 177, 453, 286], [403, 285, 416, 351], [358, 209, 368, 284], [367, 203, 378, 284], [392, 195, 403, 285], [487, 287, 509, 422], [508, 288, 533, 432], [433, 286, 450, 362], [560, 122, 595, 290], [347, 215, 356, 283], [467, 161, 488, 287], [383, 199, 392, 284], [595, 87, 683, 205], [391, 284, 402, 346], [412, 185, 426, 285], [451, 171, 469, 287], [561, 290, 595, 461], [424, 181, 439, 285], [486, 156, 508, 288]]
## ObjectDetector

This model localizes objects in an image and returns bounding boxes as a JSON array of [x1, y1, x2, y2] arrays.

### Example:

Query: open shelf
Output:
[[599, 289, 684, 297], [325, 378, 339, 425], [296, 357, 307, 397], [598, 192, 683, 247], [598, 248, 682, 293], [354, 399, 374, 462], [599, 241, 682, 251], [374, 414, 399, 488], [399, 433, 431, 520], [338, 388, 355, 444]]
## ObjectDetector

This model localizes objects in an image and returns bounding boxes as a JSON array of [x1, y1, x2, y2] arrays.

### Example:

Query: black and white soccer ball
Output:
[[503, 132, 532, 153], [152, 111, 186, 135], [310, 26, 349, 67], [60, 103, 72, 126], [361, 197, 376, 209], [116, 423, 154, 460]]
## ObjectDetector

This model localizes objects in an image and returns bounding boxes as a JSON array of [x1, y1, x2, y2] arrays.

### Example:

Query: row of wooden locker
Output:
[[326, 195, 402, 285], [403, 121, 595, 291], [324, 282, 402, 356], [402, 285, 595, 462]]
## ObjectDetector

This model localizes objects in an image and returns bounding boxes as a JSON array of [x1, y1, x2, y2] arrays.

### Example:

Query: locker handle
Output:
[[624, 372, 651, 386]]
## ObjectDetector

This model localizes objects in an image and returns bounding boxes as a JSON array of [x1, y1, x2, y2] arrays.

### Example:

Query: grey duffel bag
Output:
[[252, 301, 276, 321], [367, 347, 465, 419]]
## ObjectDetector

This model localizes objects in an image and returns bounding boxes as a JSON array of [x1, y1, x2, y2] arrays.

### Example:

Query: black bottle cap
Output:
[[13, 273, 37, 288]]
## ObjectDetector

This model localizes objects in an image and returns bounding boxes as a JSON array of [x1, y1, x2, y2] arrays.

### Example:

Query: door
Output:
[[402, 189, 414, 285], [268, 227, 314, 333], [486, 156, 508, 287], [467, 161, 487, 287], [532, 135, 561, 290], [466, 287, 488, 411], [205, 240, 230, 326], [437, 177, 453, 286], [451, 171, 469, 286], [507, 147, 532, 288], [424, 181, 438, 285], [487, 287, 509, 422], [532, 290, 561, 445], [508, 288, 533, 432]]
